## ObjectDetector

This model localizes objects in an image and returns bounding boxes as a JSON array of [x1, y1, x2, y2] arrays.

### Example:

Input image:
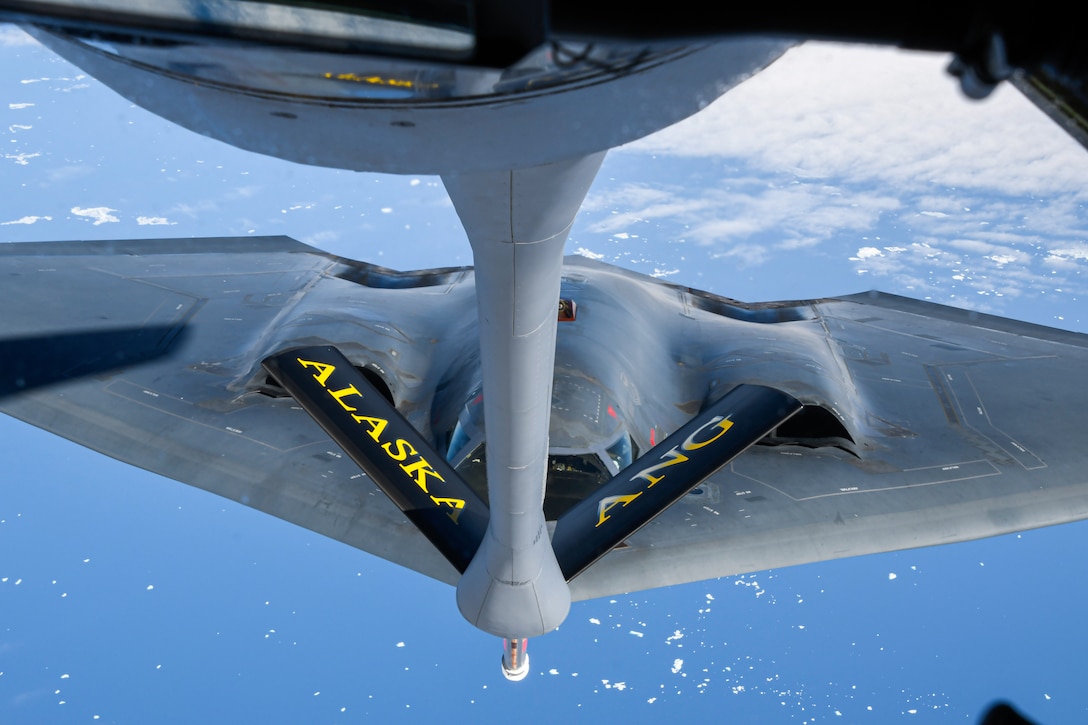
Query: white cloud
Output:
[[1046, 244, 1088, 262], [574, 247, 604, 260], [626, 43, 1088, 200], [582, 185, 713, 236], [72, 206, 119, 225], [946, 238, 1030, 262], [5, 152, 40, 165], [583, 180, 900, 262], [1, 215, 51, 225], [136, 216, 175, 226]]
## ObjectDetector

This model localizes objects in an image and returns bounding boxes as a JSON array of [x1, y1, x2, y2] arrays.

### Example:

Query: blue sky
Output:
[[2, 26, 1088, 722]]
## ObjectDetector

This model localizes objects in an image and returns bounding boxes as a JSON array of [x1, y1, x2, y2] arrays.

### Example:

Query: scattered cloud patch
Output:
[[136, 216, 175, 226], [1045, 245, 1088, 263], [584, 179, 899, 263], [575, 247, 605, 260], [1, 215, 51, 225], [72, 206, 119, 225], [628, 43, 1088, 200], [853, 247, 883, 260], [5, 152, 40, 165]]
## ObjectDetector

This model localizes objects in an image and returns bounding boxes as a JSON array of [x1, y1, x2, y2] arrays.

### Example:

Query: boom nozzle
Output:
[[501, 638, 530, 682]]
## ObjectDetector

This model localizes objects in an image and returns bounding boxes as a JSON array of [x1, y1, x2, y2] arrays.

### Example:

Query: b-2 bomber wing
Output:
[[2, 236, 1087, 600]]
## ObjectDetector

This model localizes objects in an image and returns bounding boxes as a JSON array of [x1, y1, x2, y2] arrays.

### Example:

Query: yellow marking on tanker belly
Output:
[[596, 493, 643, 527], [323, 72, 419, 88]]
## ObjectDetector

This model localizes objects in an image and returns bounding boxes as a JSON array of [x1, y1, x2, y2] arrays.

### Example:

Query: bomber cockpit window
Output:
[[446, 390, 487, 501], [543, 452, 610, 520], [446, 389, 636, 518], [453, 441, 488, 504], [605, 432, 634, 472]]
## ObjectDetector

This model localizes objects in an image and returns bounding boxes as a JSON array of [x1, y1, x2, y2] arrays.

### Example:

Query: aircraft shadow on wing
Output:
[[0, 325, 188, 398]]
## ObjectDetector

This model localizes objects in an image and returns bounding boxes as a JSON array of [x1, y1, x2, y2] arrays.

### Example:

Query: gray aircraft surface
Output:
[[1, 2, 1086, 691]]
